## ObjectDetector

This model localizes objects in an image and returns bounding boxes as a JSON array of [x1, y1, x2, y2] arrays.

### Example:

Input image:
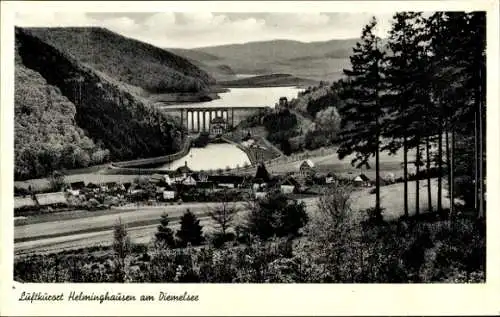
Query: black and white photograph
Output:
[[4, 2, 493, 288]]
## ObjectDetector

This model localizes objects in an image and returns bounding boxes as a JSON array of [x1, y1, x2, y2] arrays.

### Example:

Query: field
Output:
[[14, 179, 449, 256]]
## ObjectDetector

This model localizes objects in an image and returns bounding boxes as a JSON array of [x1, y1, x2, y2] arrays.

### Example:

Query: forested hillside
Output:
[[14, 47, 108, 180], [25, 27, 214, 93], [15, 28, 191, 180]]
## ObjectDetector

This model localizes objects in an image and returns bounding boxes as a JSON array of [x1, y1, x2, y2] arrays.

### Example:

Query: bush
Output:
[[243, 191, 308, 241]]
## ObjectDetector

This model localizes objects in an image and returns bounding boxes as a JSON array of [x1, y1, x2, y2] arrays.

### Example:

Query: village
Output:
[[13, 157, 383, 218]]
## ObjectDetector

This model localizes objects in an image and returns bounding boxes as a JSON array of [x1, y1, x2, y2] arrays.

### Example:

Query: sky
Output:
[[15, 12, 396, 48]]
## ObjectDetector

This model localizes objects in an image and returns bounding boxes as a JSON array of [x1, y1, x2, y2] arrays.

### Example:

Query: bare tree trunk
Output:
[[445, 128, 451, 193], [445, 127, 451, 218], [474, 111, 479, 211], [449, 129, 455, 218], [415, 141, 420, 216], [426, 136, 433, 212], [375, 125, 381, 216], [478, 67, 485, 219], [404, 136, 409, 218], [437, 130, 443, 215]]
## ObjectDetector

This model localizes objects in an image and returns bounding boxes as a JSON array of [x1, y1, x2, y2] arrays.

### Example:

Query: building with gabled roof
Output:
[[299, 159, 316, 177], [35, 192, 68, 207]]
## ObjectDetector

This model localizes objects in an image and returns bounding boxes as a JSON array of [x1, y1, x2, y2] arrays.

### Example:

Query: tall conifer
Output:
[[337, 17, 385, 217]]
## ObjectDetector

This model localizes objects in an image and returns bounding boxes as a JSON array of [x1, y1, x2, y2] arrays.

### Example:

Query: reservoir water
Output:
[[160, 143, 251, 171], [160, 85, 302, 171], [165, 86, 302, 109]]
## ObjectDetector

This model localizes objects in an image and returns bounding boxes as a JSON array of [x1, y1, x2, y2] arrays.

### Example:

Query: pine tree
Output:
[[383, 12, 427, 218], [337, 16, 385, 217], [425, 12, 485, 218], [155, 212, 176, 248], [176, 209, 204, 247]]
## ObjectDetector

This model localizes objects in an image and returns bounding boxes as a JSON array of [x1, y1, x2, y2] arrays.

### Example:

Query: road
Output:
[[14, 198, 318, 256], [14, 179, 448, 256]]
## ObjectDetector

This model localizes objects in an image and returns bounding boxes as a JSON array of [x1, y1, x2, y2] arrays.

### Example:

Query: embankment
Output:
[[109, 137, 192, 170]]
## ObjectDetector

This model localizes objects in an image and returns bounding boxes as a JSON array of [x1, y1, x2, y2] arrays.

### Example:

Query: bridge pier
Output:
[[161, 106, 270, 134]]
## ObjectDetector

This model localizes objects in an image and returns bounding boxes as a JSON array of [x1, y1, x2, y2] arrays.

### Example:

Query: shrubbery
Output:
[[13, 183, 485, 283]]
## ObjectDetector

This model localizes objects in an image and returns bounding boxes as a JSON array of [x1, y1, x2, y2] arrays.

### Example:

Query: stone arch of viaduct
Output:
[[161, 106, 270, 133]]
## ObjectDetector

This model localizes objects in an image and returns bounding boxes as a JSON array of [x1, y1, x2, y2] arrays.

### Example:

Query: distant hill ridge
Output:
[[217, 73, 318, 88], [167, 38, 365, 82]]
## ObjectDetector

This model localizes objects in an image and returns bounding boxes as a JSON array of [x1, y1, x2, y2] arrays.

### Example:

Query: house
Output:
[[181, 175, 197, 186], [150, 173, 166, 184], [280, 176, 302, 194], [123, 182, 132, 192], [14, 196, 37, 209], [325, 172, 336, 184], [210, 116, 227, 136], [299, 159, 315, 177], [87, 183, 100, 190], [162, 185, 177, 200], [163, 190, 176, 200], [208, 175, 245, 188], [353, 174, 371, 187], [196, 181, 216, 192], [70, 181, 86, 190], [384, 172, 396, 184], [67, 189, 81, 196], [35, 192, 68, 207], [254, 191, 268, 200], [176, 162, 192, 179], [195, 172, 208, 182], [104, 181, 117, 188]]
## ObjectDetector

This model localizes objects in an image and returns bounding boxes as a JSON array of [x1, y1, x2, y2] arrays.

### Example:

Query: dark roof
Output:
[[176, 162, 192, 174], [281, 176, 301, 188], [197, 181, 215, 189], [357, 174, 370, 181], [211, 116, 226, 124], [193, 172, 208, 182], [162, 184, 176, 191], [70, 181, 86, 189], [208, 175, 244, 184]]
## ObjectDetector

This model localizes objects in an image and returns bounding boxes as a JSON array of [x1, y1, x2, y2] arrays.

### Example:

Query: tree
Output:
[[424, 12, 486, 218], [112, 217, 130, 282], [49, 170, 66, 191], [176, 209, 204, 247], [315, 107, 342, 143], [155, 212, 176, 248], [337, 17, 385, 216], [243, 190, 308, 241], [209, 189, 238, 237], [255, 162, 270, 182], [383, 12, 427, 218]]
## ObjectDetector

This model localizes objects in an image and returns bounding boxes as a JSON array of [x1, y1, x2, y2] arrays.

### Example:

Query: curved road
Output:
[[14, 199, 318, 256]]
